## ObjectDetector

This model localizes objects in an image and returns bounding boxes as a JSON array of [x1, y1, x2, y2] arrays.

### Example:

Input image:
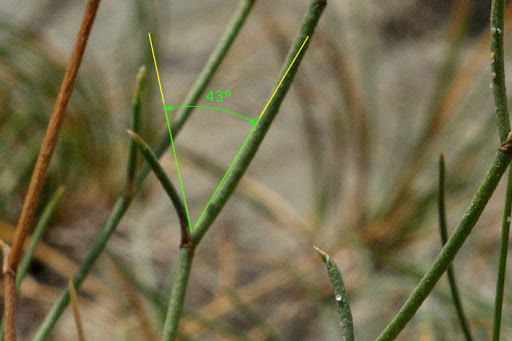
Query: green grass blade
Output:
[[314, 246, 354, 341], [126, 66, 147, 193], [438, 155, 473, 341]]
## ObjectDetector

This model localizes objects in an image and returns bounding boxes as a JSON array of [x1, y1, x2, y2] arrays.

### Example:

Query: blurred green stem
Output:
[[490, 0, 511, 339], [126, 66, 146, 193], [438, 156, 473, 341], [492, 166, 512, 341], [490, 0, 510, 141]]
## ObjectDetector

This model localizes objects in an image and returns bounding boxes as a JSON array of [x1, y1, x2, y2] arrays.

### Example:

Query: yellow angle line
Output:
[[148, 33, 166, 106], [258, 35, 309, 120]]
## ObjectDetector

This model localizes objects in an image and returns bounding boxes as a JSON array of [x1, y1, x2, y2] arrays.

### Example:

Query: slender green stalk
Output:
[[161, 247, 194, 341], [438, 155, 473, 341], [492, 165, 512, 341], [127, 130, 191, 245], [376, 144, 512, 341], [0, 187, 64, 341], [313, 246, 354, 341], [490, 0, 510, 141], [32, 4, 252, 336], [126, 66, 146, 193], [191, 0, 326, 245], [490, 1, 511, 339]]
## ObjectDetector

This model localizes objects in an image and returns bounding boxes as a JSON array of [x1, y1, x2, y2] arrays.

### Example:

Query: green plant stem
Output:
[[128, 130, 191, 245], [161, 247, 194, 341], [0, 187, 65, 341], [490, 0, 510, 141], [376, 145, 512, 340], [314, 246, 354, 341], [191, 0, 326, 245], [32, 2, 252, 337], [160, 2, 325, 340], [492, 166, 512, 341], [126, 66, 146, 192], [490, 1, 511, 339], [438, 155, 473, 341]]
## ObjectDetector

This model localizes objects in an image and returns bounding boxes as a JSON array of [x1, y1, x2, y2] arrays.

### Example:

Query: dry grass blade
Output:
[[3, 0, 101, 339], [68, 279, 86, 341]]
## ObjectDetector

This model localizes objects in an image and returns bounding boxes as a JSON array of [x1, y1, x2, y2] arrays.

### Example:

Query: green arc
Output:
[[166, 105, 256, 125]]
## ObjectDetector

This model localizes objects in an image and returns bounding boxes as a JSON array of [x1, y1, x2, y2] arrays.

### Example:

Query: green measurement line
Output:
[[166, 105, 256, 125], [149, 33, 193, 231], [193, 123, 257, 230], [151, 34, 309, 233]]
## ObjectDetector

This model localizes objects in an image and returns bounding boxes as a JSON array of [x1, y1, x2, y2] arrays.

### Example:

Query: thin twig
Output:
[[438, 155, 473, 341], [3, 1, 101, 340]]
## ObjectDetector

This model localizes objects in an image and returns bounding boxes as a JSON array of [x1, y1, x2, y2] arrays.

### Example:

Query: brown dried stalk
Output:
[[3, 0, 101, 339]]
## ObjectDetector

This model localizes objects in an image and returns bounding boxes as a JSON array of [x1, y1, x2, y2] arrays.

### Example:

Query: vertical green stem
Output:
[[490, 1, 511, 339], [492, 165, 512, 341], [161, 247, 194, 341], [438, 155, 473, 341], [126, 66, 146, 191], [490, 0, 510, 141]]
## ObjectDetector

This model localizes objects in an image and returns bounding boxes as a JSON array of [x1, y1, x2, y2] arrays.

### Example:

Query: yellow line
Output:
[[258, 36, 309, 120], [148, 33, 166, 105]]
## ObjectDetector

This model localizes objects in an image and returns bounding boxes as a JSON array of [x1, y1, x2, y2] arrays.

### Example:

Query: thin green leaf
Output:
[[314, 246, 354, 341], [438, 155, 473, 341]]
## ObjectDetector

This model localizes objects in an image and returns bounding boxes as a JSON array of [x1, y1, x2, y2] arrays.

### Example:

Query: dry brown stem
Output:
[[3, 0, 101, 339]]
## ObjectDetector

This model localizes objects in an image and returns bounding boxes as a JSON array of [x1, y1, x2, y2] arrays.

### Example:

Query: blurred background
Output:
[[1, 0, 512, 339]]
